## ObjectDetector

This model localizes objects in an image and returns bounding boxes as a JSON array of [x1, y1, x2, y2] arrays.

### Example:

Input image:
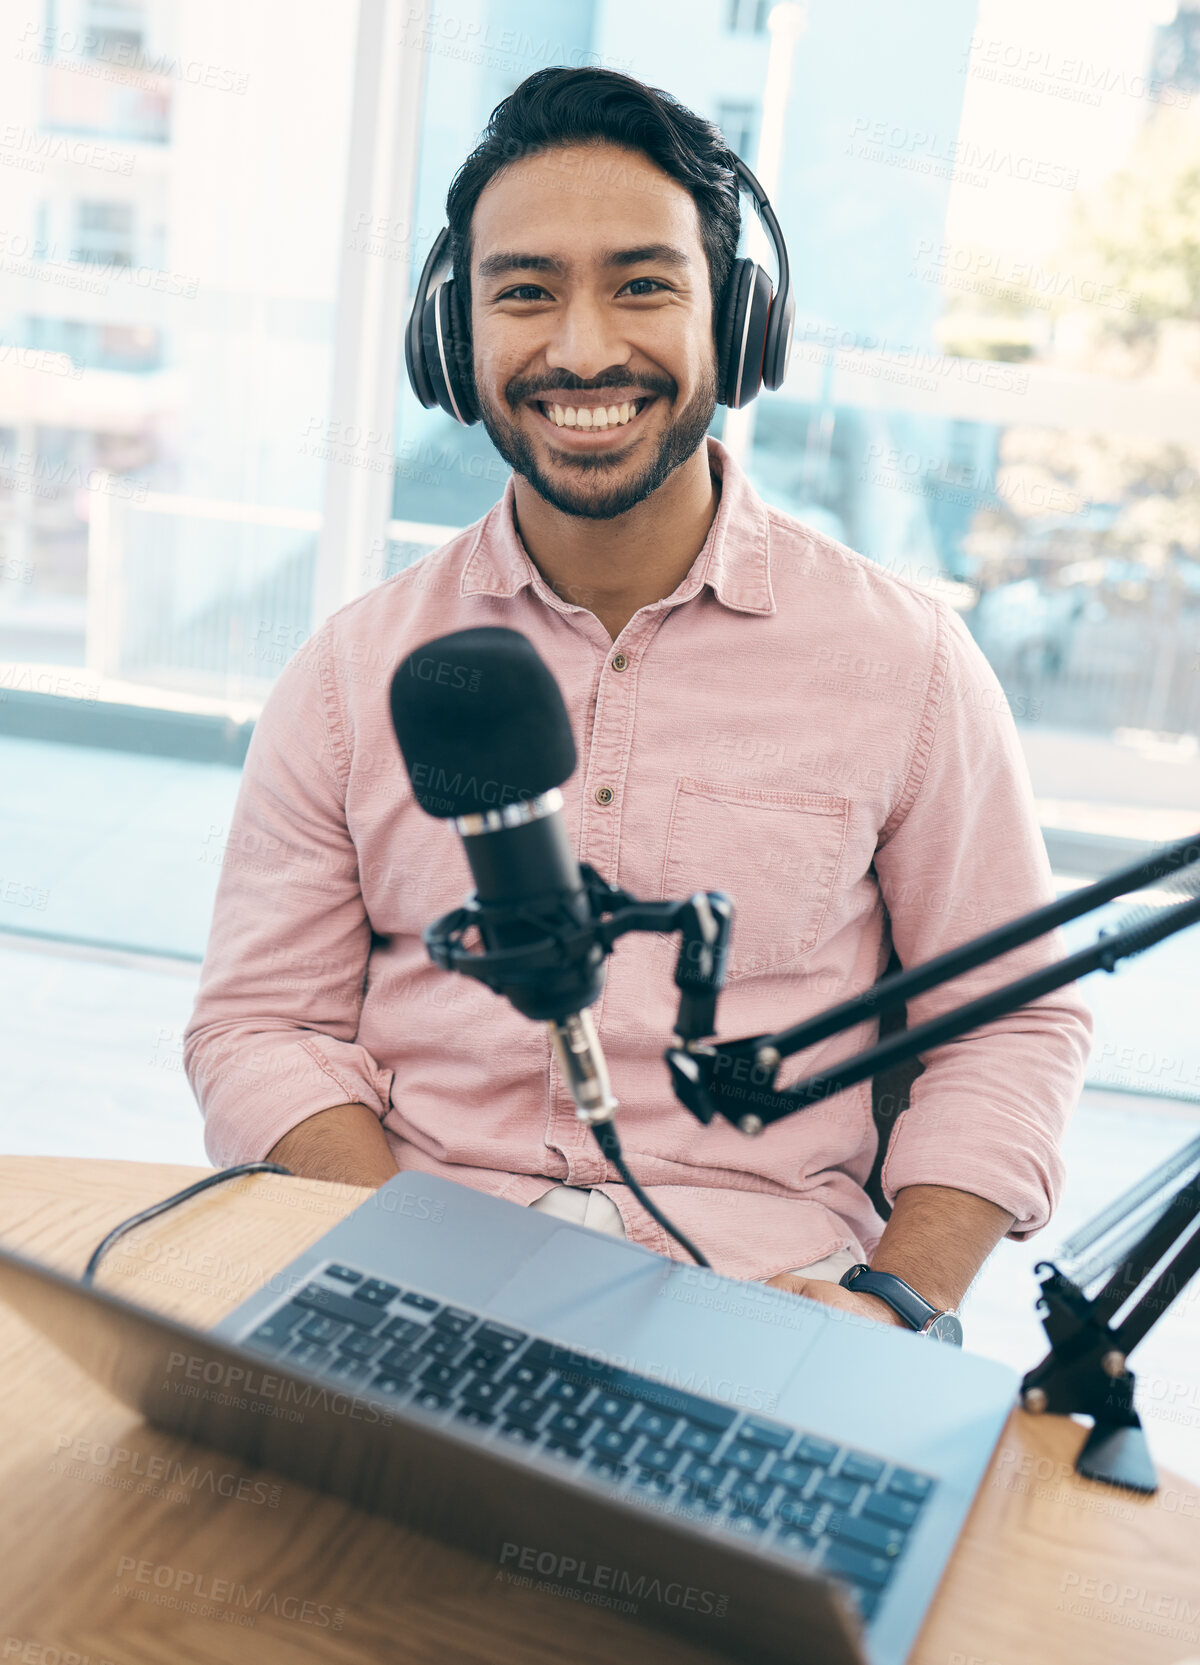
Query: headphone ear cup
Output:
[[715, 258, 754, 407], [445, 278, 479, 425], [420, 282, 477, 425], [726, 264, 774, 409], [762, 282, 795, 391]]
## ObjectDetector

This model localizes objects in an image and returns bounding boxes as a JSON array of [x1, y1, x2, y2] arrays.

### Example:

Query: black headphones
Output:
[[404, 153, 794, 426]]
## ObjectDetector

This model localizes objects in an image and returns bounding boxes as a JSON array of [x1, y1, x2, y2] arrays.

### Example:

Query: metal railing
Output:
[[85, 475, 460, 707]]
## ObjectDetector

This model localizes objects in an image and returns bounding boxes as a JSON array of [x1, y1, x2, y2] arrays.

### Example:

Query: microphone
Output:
[[388, 626, 618, 1124]]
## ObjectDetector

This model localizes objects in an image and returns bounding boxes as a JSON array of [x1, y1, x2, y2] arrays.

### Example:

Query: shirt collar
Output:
[[459, 435, 774, 617]]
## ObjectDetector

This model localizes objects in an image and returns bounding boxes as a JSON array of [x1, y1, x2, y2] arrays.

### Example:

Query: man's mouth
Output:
[[527, 394, 658, 439]]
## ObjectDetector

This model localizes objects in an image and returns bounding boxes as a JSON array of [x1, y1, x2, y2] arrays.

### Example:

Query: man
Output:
[[184, 68, 1092, 1335]]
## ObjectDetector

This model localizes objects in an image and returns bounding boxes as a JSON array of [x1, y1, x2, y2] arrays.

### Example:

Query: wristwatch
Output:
[[839, 1263, 964, 1346]]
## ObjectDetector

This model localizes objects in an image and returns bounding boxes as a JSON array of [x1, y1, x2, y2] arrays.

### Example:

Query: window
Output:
[[716, 100, 760, 161], [71, 200, 135, 266], [726, 0, 770, 33]]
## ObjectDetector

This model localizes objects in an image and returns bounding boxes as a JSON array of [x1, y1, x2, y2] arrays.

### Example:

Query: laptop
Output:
[[0, 1169, 1018, 1664]]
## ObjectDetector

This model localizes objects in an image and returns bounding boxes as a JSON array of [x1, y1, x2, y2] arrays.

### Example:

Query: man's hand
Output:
[[764, 1271, 906, 1327]]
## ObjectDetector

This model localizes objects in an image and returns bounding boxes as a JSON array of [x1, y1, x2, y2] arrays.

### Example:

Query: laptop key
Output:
[[794, 1435, 839, 1466], [887, 1468, 934, 1502], [724, 1442, 768, 1475], [681, 1458, 724, 1487], [431, 1308, 475, 1335], [461, 1378, 508, 1410], [422, 1363, 471, 1393], [593, 1427, 638, 1458], [767, 1458, 816, 1491], [675, 1425, 721, 1458], [632, 1471, 675, 1498], [822, 1543, 895, 1590], [518, 1347, 738, 1432], [839, 1453, 885, 1484], [729, 1479, 775, 1515], [545, 1378, 589, 1406], [401, 1292, 440, 1312], [353, 1279, 401, 1306], [339, 1330, 390, 1361], [294, 1286, 384, 1329], [500, 1423, 540, 1446], [862, 1491, 921, 1529], [419, 1331, 469, 1361], [296, 1313, 346, 1345], [544, 1439, 586, 1462], [636, 1443, 681, 1475], [462, 1348, 505, 1374], [546, 1410, 592, 1442], [505, 1394, 553, 1428], [826, 1513, 907, 1557], [815, 1475, 862, 1508], [776, 1497, 819, 1531], [412, 1387, 453, 1412], [380, 1315, 426, 1346], [775, 1527, 819, 1557], [741, 1417, 792, 1450], [588, 1455, 630, 1482], [473, 1323, 527, 1356], [375, 1344, 425, 1376], [328, 1356, 372, 1380], [246, 1303, 309, 1348], [371, 1375, 412, 1398], [497, 1360, 552, 1393], [455, 1405, 497, 1429], [589, 1393, 638, 1426], [630, 1409, 678, 1441], [726, 1512, 769, 1538], [287, 1341, 335, 1371], [323, 1265, 363, 1285]]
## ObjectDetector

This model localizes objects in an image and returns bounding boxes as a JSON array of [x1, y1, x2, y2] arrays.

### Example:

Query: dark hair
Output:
[[445, 67, 742, 343]]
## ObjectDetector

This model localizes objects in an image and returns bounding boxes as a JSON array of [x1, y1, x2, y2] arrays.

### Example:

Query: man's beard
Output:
[[476, 363, 719, 521]]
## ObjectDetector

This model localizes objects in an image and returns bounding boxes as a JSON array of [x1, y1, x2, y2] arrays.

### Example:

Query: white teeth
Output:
[[541, 399, 647, 429]]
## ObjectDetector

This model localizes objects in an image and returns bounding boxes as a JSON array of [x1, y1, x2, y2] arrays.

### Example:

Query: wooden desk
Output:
[[0, 1156, 1197, 1665]]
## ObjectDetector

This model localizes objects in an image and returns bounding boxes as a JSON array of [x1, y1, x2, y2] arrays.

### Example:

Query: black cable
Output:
[[81, 1162, 292, 1284], [589, 1120, 710, 1268]]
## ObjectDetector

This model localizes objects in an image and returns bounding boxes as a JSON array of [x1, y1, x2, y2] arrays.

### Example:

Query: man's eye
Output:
[[621, 278, 667, 296], [499, 285, 549, 301]]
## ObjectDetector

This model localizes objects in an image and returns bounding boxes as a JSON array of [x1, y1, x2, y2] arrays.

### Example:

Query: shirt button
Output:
[[610, 652, 629, 671], [594, 786, 615, 806]]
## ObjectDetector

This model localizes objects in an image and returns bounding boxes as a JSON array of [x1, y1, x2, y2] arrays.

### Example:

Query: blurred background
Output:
[[1, 0, 1197, 1469]]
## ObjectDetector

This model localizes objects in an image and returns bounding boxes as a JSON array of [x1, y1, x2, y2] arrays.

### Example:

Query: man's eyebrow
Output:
[[476, 244, 693, 281]]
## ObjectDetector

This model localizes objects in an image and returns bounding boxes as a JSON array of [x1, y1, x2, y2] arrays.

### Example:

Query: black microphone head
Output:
[[389, 627, 577, 818]]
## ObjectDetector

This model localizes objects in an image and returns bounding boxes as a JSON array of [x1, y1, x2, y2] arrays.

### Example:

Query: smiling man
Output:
[[184, 69, 1093, 1339]]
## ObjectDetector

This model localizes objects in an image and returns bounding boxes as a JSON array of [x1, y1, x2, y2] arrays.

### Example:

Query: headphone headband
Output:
[[405, 149, 794, 423]]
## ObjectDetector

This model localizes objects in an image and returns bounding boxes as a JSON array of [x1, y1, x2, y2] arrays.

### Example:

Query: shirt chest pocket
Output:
[[660, 778, 849, 983]]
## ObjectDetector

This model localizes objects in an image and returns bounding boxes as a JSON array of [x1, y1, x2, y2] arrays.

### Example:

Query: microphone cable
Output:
[[589, 1119, 710, 1268], [81, 1162, 292, 1284]]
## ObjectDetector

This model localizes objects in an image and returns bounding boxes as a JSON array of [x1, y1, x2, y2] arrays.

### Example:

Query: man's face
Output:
[[467, 141, 719, 520]]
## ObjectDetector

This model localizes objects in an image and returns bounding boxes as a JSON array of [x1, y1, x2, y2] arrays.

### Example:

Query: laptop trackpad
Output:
[[487, 1228, 828, 1415]]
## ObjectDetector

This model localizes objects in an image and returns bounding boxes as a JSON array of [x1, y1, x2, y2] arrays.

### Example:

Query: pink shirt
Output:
[[184, 436, 1093, 1283]]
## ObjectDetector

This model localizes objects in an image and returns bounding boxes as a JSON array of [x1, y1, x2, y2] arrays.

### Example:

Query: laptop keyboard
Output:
[[243, 1260, 938, 1623]]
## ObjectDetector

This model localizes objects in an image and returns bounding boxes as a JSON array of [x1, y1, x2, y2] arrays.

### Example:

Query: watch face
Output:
[[925, 1313, 964, 1347]]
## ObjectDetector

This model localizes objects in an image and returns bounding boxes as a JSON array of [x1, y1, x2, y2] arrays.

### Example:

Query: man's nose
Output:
[[544, 295, 632, 382]]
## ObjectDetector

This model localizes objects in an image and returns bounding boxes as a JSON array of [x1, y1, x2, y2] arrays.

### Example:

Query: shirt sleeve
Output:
[[871, 601, 1094, 1239], [183, 623, 394, 1168]]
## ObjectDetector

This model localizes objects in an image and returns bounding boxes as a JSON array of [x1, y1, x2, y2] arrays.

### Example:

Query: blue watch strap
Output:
[[838, 1263, 939, 1331]]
